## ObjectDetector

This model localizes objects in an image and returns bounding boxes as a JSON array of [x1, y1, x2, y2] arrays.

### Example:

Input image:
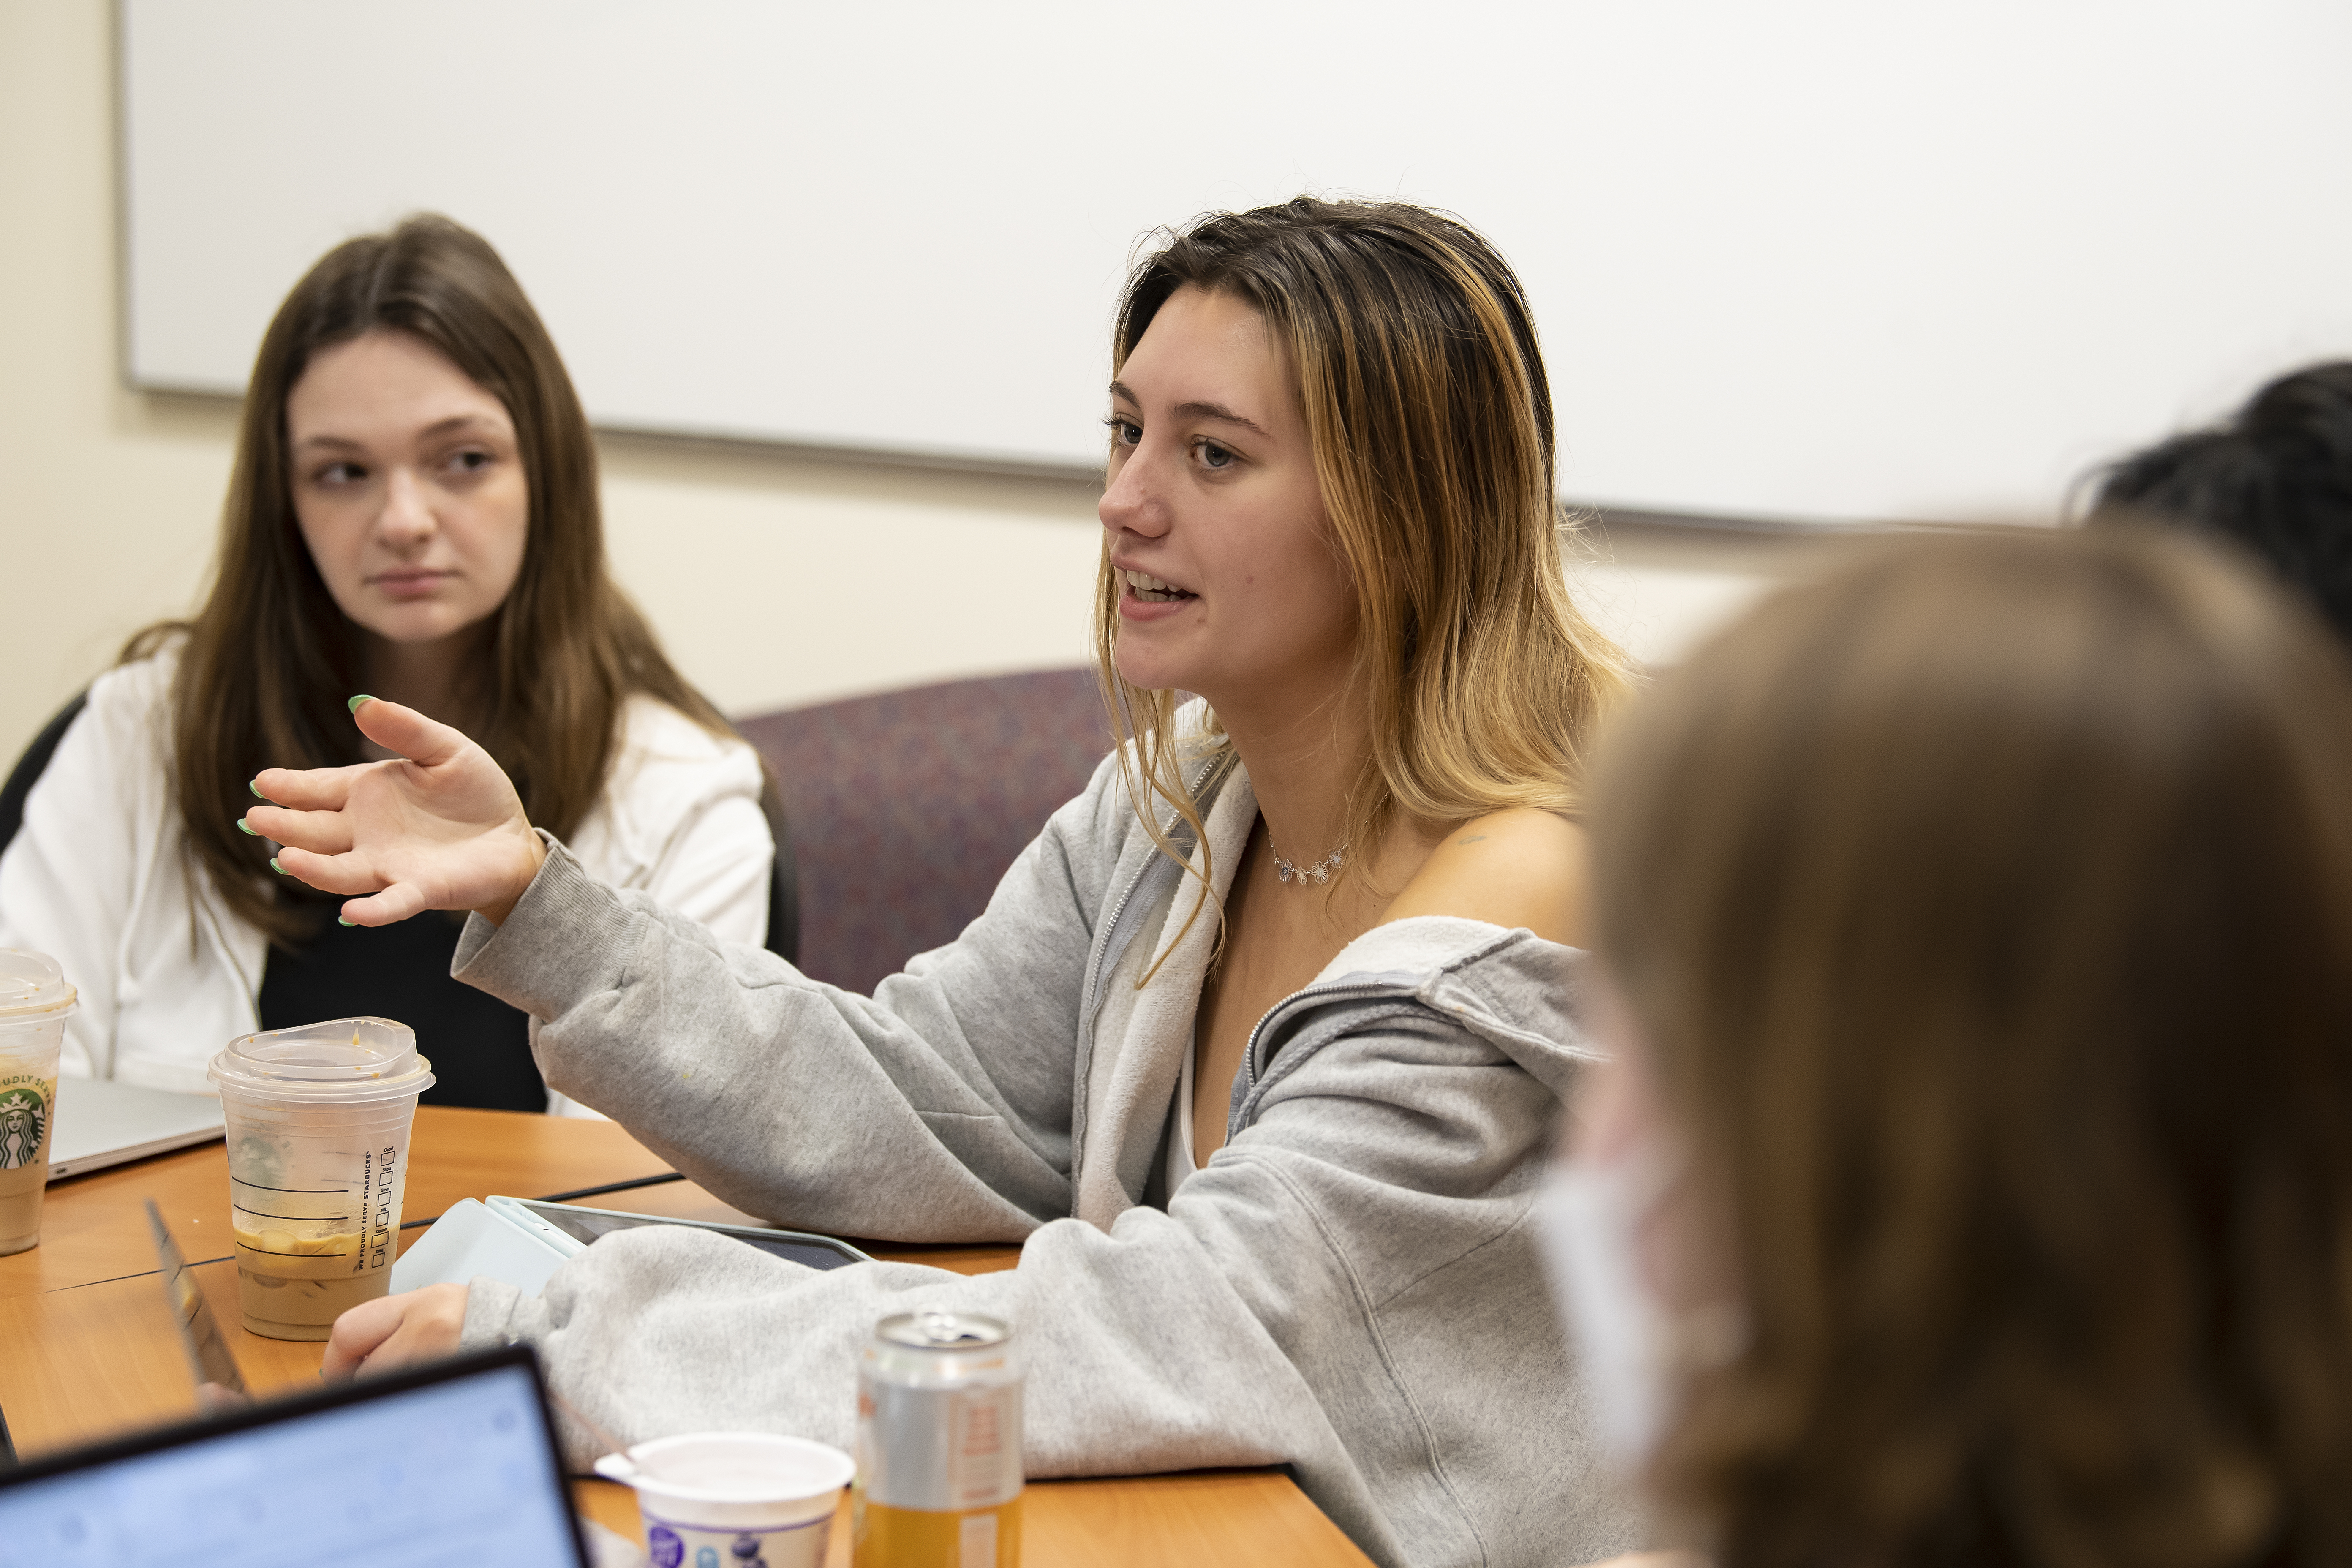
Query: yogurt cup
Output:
[[207, 1016, 434, 1340], [594, 1432, 855, 1568], [0, 950, 77, 1255]]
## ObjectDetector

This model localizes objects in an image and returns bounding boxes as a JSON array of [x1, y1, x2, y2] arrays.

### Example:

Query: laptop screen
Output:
[[0, 1350, 585, 1568]]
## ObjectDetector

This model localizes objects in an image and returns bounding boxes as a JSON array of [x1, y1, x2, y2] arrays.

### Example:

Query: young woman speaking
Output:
[[251, 199, 1642, 1568]]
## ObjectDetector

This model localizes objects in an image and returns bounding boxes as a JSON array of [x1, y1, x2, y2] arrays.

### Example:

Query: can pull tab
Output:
[[914, 1311, 991, 1346]]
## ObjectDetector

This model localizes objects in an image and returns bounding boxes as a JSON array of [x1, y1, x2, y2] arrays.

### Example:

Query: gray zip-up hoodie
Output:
[[450, 740, 1644, 1568]]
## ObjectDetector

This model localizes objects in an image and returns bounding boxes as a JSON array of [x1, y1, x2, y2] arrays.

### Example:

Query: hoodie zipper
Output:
[[1072, 762, 1230, 1166], [1084, 852, 1160, 1024], [1227, 975, 1425, 1143], [1080, 757, 1229, 1030]]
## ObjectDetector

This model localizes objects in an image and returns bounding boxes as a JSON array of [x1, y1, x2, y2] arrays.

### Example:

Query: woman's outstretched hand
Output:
[[243, 697, 547, 927]]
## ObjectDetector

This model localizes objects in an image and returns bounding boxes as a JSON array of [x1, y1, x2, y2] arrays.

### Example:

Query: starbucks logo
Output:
[[0, 1088, 45, 1171]]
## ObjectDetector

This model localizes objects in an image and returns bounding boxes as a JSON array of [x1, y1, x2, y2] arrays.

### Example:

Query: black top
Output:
[[256, 890, 542, 1112], [7, 688, 796, 1113]]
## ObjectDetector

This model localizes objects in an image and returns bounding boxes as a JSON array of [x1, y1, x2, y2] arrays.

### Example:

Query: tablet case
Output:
[[388, 1196, 583, 1296]]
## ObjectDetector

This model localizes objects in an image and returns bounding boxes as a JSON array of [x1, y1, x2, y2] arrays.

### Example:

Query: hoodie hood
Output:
[[1234, 915, 1606, 1140]]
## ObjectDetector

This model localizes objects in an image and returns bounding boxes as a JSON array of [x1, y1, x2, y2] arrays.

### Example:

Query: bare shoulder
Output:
[[1378, 807, 1590, 948]]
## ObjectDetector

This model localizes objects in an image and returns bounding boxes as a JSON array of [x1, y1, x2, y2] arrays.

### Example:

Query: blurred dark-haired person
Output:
[[1544, 527, 2352, 1568], [2090, 360, 2352, 641], [0, 215, 771, 1111]]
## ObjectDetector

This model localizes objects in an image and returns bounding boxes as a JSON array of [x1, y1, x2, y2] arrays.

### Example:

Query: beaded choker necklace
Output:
[[1272, 842, 1347, 885]]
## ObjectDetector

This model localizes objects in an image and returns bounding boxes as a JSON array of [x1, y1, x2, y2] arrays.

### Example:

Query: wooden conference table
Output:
[[0, 1105, 1372, 1567]]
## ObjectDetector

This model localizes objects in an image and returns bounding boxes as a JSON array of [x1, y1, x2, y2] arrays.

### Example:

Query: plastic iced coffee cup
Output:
[[207, 1016, 434, 1341], [0, 950, 77, 1256], [594, 1433, 855, 1568]]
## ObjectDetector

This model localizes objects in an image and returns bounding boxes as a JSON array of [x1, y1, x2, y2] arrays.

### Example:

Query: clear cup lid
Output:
[[0, 950, 77, 1019], [208, 1016, 435, 1101]]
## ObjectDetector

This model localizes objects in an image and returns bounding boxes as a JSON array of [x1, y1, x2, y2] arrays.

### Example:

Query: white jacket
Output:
[[0, 650, 773, 1097]]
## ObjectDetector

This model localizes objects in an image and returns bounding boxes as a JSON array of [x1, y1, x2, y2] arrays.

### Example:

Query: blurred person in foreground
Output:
[[1549, 528, 2352, 1568], [2090, 360, 2352, 644]]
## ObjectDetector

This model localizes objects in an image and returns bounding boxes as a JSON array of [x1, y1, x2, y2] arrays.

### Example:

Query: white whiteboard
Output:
[[122, 0, 2352, 525]]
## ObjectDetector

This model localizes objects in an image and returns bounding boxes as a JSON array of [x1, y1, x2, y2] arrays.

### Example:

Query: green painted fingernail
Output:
[[348, 694, 375, 714], [236, 820, 258, 836], [269, 857, 287, 875], [337, 918, 355, 928], [248, 778, 266, 799]]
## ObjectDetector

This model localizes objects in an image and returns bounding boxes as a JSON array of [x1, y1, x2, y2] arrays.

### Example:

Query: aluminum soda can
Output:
[[852, 1310, 1023, 1568]]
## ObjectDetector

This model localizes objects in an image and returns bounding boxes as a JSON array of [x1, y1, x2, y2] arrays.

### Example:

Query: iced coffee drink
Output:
[[0, 1119, 51, 1252], [208, 1017, 434, 1339], [0, 950, 76, 1256], [231, 1223, 388, 1332]]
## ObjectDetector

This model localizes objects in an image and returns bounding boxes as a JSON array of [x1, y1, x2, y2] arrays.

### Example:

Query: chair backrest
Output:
[[755, 772, 800, 965], [0, 693, 89, 864], [738, 669, 1113, 996]]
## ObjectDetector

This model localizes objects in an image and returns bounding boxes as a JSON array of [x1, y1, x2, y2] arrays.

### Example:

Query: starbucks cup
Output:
[[594, 1434, 855, 1568], [0, 950, 77, 1256], [207, 1017, 434, 1341]]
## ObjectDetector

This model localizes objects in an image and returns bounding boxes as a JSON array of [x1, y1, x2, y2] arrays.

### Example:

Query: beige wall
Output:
[[0, 1, 1799, 772]]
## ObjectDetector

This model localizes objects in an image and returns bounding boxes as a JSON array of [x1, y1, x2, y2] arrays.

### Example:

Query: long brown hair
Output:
[[1097, 198, 1630, 921], [133, 214, 727, 940], [1589, 528, 2352, 1567]]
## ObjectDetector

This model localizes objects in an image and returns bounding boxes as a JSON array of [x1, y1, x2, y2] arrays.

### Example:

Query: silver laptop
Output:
[[46, 1077, 224, 1181]]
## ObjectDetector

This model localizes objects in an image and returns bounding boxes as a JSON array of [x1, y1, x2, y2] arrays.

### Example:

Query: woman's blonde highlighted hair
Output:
[[1095, 198, 1630, 911]]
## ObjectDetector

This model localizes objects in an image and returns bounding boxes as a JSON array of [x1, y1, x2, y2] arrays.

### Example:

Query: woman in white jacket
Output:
[[0, 215, 770, 1108]]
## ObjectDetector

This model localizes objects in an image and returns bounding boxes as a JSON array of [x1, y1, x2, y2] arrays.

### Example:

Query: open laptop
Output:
[[0, 1342, 590, 1567], [46, 1077, 223, 1181]]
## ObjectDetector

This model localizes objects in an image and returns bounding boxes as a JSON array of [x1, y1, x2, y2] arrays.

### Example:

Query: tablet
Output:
[[507, 1199, 872, 1273], [146, 1199, 245, 1397]]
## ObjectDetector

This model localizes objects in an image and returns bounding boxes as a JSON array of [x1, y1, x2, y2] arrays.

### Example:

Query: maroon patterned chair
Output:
[[737, 669, 1115, 996]]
